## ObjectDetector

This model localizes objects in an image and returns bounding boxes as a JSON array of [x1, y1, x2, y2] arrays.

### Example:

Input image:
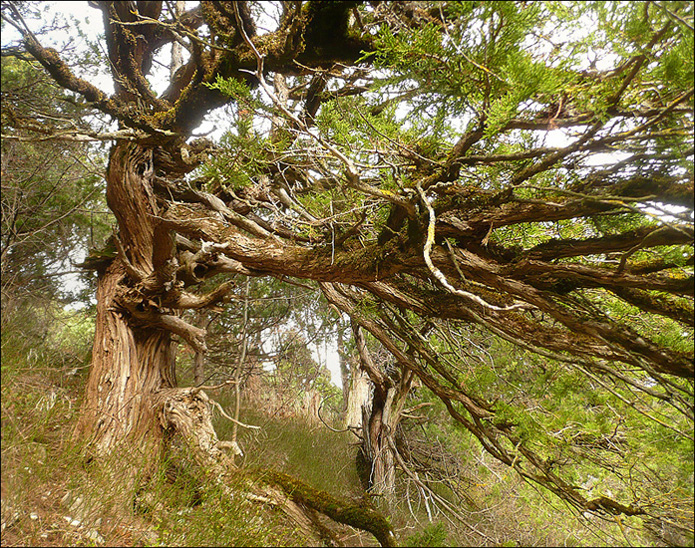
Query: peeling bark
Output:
[[76, 260, 176, 453], [350, 321, 413, 503]]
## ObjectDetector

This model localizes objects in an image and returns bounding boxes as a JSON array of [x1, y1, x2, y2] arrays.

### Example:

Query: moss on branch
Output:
[[248, 469, 397, 547]]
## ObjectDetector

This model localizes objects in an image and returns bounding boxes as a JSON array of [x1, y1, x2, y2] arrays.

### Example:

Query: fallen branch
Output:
[[249, 469, 398, 547]]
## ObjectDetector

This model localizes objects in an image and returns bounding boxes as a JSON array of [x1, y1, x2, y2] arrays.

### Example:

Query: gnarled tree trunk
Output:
[[75, 142, 179, 455], [76, 261, 176, 453], [350, 320, 413, 503]]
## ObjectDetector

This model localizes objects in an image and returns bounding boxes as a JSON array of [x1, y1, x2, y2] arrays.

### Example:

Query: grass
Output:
[[0, 304, 334, 547], [1, 301, 670, 547], [0, 362, 310, 547], [223, 404, 364, 499]]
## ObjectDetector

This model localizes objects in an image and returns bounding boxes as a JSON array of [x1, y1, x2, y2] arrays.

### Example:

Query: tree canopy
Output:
[[1, 1, 693, 545]]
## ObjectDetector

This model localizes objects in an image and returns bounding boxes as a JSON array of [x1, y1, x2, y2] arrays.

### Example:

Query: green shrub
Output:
[[405, 522, 448, 547]]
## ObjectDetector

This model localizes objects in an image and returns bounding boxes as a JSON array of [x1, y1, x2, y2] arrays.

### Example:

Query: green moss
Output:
[[78, 235, 117, 272], [405, 522, 448, 547], [247, 469, 397, 547]]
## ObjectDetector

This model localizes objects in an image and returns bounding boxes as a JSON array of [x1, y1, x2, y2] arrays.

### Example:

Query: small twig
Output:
[[1, 129, 146, 142], [351, 103, 444, 168], [233, 278, 251, 446], [190, 379, 237, 394], [210, 399, 260, 430], [401, 402, 434, 415], [387, 436, 496, 543], [3, 3, 39, 43], [651, 1, 695, 30], [318, 395, 353, 433], [270, 275, 318, 292]]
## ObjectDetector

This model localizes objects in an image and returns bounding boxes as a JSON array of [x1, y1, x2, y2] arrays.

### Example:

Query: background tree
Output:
[[1, 45, 112, 396], [2, 1, 692, 544], [1, 55, 109, 310]]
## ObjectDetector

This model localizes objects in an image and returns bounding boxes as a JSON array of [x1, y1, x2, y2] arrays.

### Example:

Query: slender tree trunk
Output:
[[344, 357, 370, 430], [338, 325, 349, 407], [194, 350, 204, 386], [363, 375, 413, 502], [232, 278, 250, 447], [349, 322, 413, 502], [169, 1, 185, 79], [364, 389, 397, 498]]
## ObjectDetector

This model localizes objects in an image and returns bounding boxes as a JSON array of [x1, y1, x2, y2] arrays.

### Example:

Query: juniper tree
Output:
[[2, 1, 692, 544]]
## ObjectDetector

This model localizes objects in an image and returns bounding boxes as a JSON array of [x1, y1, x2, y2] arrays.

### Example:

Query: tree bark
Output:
[[363, 389, 397, 499], [193, 350, 204, 386], [337, 324, 350, 407], [170, 1, 186, 79], [76, 260, 177, 454], [75, 142, 179, 454], [349, 321, 413, 503], [344, 356, 371, 431]]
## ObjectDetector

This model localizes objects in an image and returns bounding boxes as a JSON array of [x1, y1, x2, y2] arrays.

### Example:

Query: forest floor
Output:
[[0, 361, 383, 547], [1, 314, 650, 547]]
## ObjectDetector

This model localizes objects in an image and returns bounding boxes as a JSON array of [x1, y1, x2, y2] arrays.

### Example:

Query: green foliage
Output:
[[410, 316, 693, 545], [205, 74, 253, 103], [371, 2, 566, 124], [405, 522, 449, 547], [2, 1, 693, 546], [1, 300, 94, 379], [1, 299, 94, 545], [198, 131, 266, 192], [1, 56, 111, 305], [197, 77, 283, 192]]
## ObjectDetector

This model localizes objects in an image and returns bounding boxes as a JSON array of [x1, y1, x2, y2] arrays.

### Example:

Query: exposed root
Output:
[[153, 386, 398, 547], [153, 387, 229, 470]]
